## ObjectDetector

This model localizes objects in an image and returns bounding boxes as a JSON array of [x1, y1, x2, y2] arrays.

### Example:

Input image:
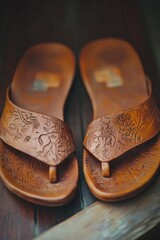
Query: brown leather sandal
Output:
[[80, 39, 160, 201], [0, 43, 78, 206]]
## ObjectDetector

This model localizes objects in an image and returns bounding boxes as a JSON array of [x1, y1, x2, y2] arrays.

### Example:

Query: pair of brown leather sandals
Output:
[[0, 39, 160, 206]]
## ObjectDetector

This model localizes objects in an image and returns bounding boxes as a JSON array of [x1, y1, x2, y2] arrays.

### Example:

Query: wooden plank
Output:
[[34, 174, 160, 240], [139, 0, 160, 107], [0, 189, 35, 240], [140, 0, 160, 73], [0, 2, 36, 240]]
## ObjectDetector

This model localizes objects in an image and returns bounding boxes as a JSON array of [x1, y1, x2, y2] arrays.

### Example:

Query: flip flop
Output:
[[80, 39, 160, 201], [0, 43, 78, 206]]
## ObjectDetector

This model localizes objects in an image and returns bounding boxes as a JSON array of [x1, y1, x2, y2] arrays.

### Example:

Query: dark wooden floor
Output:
[[0, 0, 160, 239]]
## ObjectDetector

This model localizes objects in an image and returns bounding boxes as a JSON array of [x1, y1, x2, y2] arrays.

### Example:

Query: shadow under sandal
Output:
[[80, 39, 160, 201], [0, 43, 78, 206]]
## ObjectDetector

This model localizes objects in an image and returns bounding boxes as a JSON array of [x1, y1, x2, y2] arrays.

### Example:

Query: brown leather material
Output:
[[80, 38, 160, 201], [83, 81, 160, 163], [0, 88, 75, 167], [0, 43, 78, 206]]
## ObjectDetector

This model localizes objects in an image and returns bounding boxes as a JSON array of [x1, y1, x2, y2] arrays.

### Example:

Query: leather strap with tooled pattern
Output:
[[0, 88, 75, 167], [83, 80, 160, 163]]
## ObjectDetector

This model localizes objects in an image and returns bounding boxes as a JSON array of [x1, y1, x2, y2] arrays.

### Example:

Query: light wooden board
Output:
[[34, 173, 160, 240]]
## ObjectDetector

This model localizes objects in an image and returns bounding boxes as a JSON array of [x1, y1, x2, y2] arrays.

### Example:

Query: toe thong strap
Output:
[[83, 79, 160, 177], [102, 162, 110, 177], [0, 87, 75, 183], [49, 166, 57, 183]]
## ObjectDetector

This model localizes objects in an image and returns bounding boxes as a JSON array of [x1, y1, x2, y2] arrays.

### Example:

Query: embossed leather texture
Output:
[[0, 43, 78, 206], [80, 39, 160, 201], [84, 84, 160, 163], [1, 90, 75, 166]]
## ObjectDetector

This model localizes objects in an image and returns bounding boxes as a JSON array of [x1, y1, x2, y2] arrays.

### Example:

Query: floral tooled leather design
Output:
[[83, 95, 160, 162], [0, 91, 75, 166]]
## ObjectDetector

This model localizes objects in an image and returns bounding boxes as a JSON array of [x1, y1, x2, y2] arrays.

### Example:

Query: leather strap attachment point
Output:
[[49, 166, 57, 183]]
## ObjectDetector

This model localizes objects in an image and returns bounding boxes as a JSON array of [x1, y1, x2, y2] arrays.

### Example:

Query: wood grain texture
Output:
[[34, 173, 160, 240], [0, 0, 160, 239]]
